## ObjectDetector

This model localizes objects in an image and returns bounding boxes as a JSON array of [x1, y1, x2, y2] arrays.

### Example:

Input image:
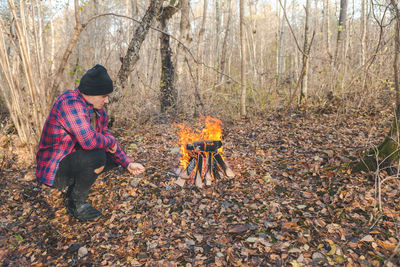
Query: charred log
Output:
[[186, 140, 222, 152]]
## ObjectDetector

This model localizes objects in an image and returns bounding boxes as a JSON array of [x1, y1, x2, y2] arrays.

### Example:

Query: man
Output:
[[36, 64, 144, 221]]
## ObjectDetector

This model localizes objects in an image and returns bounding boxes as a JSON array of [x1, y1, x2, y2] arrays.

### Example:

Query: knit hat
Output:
[[78, 64, 113, 95]]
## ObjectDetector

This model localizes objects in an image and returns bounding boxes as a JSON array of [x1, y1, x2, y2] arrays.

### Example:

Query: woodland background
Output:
[[0, 0, 399, 153], [1, 0, 400, 266]]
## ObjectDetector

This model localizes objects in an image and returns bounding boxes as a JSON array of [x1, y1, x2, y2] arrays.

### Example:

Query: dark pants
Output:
[[53, 149, 117, 203]]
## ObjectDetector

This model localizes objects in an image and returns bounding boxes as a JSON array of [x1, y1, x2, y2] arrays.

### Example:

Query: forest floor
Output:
[[1, 108, 400, 266]]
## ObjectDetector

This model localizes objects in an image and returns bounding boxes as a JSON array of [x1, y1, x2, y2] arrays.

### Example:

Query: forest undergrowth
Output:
[[1, 102, 400, 266]]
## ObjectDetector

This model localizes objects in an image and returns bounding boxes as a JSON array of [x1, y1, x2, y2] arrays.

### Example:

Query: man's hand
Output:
[[106, 143, 117, 153], [128, 162, 145, 175]]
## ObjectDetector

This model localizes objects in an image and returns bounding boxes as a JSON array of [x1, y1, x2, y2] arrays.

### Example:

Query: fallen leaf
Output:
[[361, 235, 374, 242], [228, 224, 249, 234]]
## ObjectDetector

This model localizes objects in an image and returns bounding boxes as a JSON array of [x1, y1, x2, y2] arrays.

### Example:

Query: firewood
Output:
[[197, 153, 204, 179], [195, 174, 203, 188], [225, 167, 235, 178], [177, 140, 233, 187], [214, 153, 228, 174], [205, 171, 212, 186], [187, 157, 196, 175]]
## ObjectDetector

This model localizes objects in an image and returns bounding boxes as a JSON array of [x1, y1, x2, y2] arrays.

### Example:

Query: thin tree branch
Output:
[[185, 56, 204, 111], [285, 31, 315, 110], [278, 0, 305, 55]]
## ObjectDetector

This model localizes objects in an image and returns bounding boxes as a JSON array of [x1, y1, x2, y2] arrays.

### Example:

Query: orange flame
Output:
[[175, 116, 223, 169]]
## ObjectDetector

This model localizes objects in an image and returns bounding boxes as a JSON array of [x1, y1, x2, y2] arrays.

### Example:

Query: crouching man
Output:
[[36, 64, 144, 221]]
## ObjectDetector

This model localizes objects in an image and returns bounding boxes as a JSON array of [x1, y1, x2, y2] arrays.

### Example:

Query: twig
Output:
[[369, 212, 383, 230], [385, 240, 400, 266], [277, 0, 305, 55], [146, 166, 178, 177]]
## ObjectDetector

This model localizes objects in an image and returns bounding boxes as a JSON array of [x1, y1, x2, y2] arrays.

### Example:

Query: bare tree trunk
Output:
[[0, 0, 50, 154], [323, 0, 331, 61], [335, 0, 348, 64], [248, 0, 258, 92], [360, 0, 368, 93], [360, 0, 367, 67], [92, 0, 101, 63], [160, 33, 177, 113], [219, 0, 232, 85], [215, 0, 221, 69], [125, 0, 132, 42], [194, 0, 208, 116], [299, 0, 311, 103], [240, 0, 246, 118], [147, 30, 158, 91], [158, 5, 179, 113], [392, 0, 400, 111], [276, 0, 286, 87], [114, 0, 164, 102], [131, 0, 138, 17], [275, 0, 280, 86], [49, 0, 55, 73], [8, 0, 45, 136], [174, 0, 190, 101]]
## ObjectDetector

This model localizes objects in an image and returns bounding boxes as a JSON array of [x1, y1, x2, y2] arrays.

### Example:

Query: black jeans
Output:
[[53, 149, 117, 203]]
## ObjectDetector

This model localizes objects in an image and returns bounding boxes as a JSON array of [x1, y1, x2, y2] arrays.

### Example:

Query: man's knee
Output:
[[83, 149, 106, 167], [94, 165, 105, 174]]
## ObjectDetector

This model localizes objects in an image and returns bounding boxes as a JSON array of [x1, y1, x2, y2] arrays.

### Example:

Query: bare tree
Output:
[[194, 0, 208, 116], [240, 0, 246, 118], [323, 0, 331, 61], [335, 0, 348, 64], [49, 0, 55, 73], [219, 0, 232, 85], [215, 0, 221, 69], [0, 0, 56, 153], [248, 0, 258, 92], [299, 0, 311, 103], [276, 0, 286, 87], [361, 0, 367, 67], [174, 0, 191, 101], [393, 0, 400, 110], [92, 0, 101, 63], [158, 3, 179, 113]]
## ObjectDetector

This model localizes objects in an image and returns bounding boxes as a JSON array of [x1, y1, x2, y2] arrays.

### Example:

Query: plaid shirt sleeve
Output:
[[58, 98, 116, 150], [98, 109, 133, 168]]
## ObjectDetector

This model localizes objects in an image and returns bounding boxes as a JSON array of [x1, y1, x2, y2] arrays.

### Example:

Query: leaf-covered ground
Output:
[[1, 111, 400, 266]]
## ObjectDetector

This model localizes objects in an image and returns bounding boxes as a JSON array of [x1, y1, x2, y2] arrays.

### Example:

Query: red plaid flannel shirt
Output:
[[36, 88, 132, 186]]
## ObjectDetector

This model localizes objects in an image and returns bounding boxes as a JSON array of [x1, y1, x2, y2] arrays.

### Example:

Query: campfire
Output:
[[174, 117, 234, 188]]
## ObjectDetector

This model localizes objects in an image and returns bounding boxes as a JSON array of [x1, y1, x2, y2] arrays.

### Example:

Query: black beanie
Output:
[[78, 64, 113, 95]]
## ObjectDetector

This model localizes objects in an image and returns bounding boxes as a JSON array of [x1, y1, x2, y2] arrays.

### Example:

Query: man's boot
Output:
[[67, 199, 102, 221]]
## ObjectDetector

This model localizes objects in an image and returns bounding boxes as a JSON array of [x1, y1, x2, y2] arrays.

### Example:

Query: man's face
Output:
[[83, 94, 110, 109]]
